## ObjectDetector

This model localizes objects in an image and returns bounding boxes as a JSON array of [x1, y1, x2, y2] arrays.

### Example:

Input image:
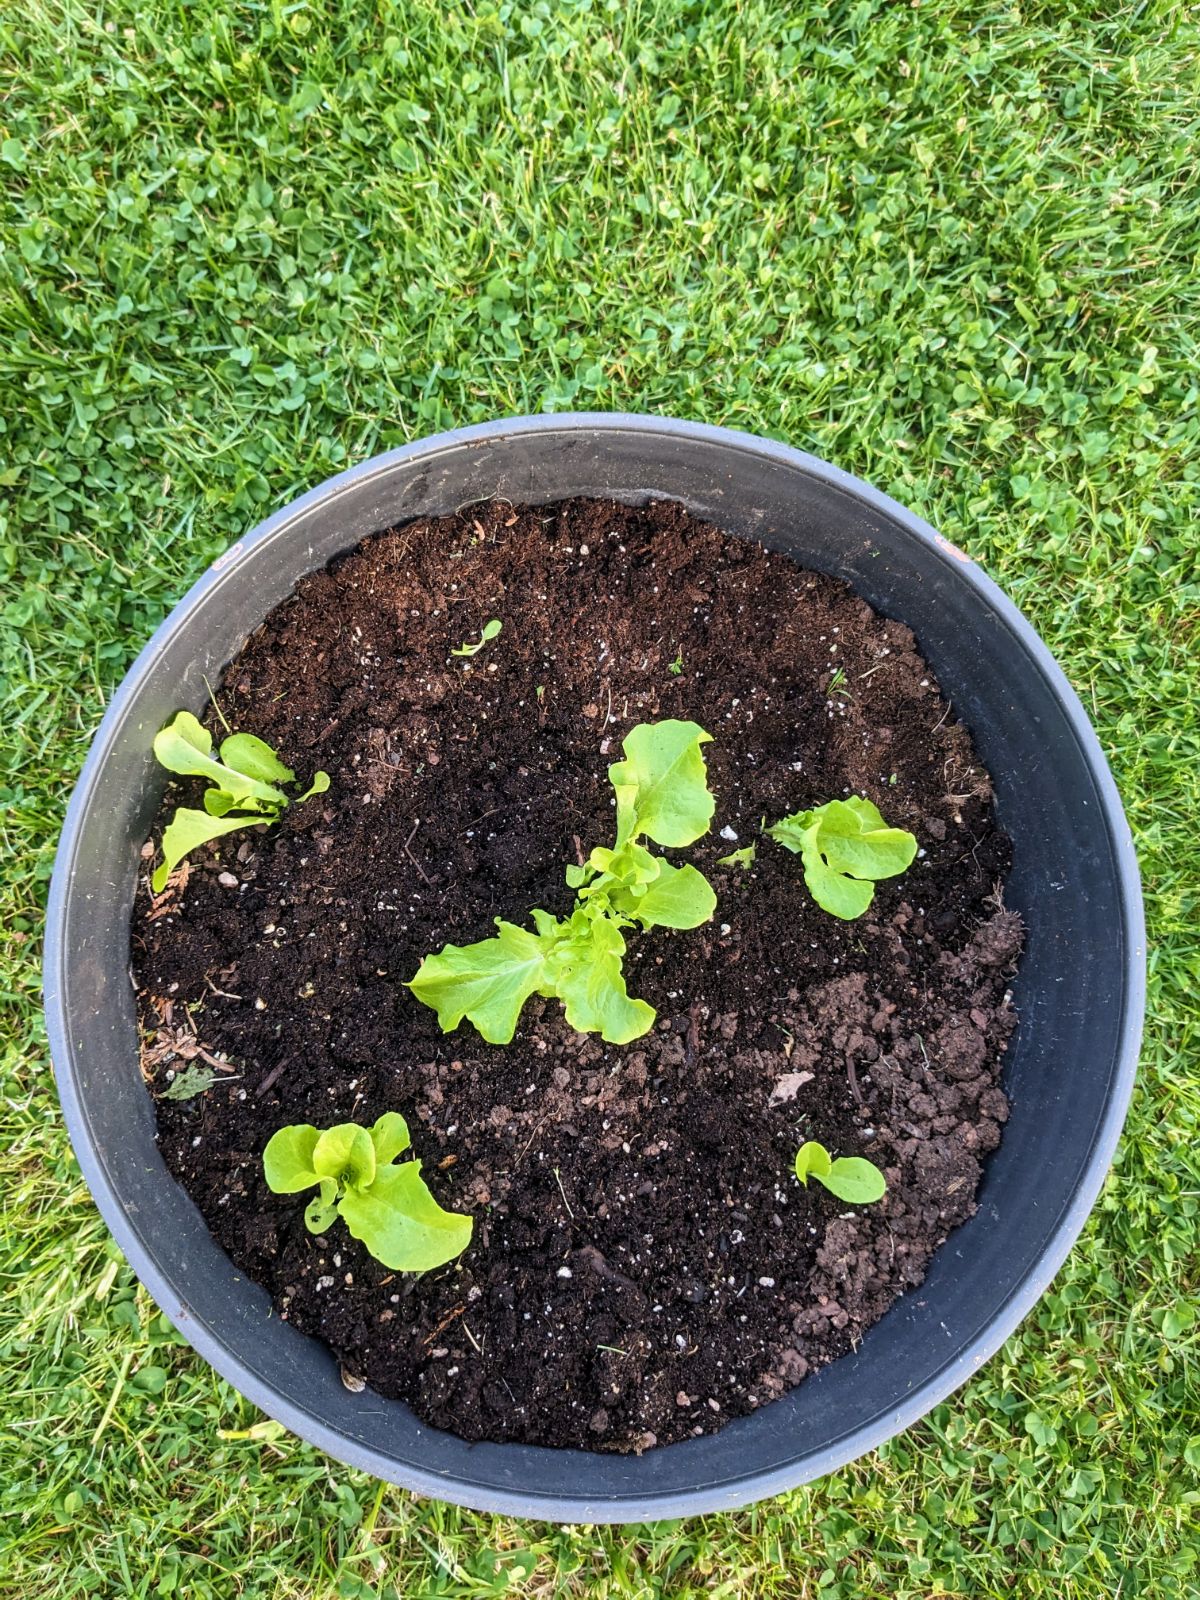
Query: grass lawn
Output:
[[2, 0, 1198, 1594]]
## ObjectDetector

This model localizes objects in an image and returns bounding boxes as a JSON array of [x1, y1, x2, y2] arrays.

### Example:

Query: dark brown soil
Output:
[[132, 496, 1023, 1452]]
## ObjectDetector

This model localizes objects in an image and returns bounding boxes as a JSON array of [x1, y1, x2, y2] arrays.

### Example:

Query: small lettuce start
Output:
[[263, 1113, 472, 1272], [151, 710, 328, 892], [794, 1140, 887, 1205], [767, 796, 916, 919], [408, 719, 717, 1046], [451, 617, 502, 658]]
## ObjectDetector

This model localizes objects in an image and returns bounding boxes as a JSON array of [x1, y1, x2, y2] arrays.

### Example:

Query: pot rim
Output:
[[45, 412, 1144, 1518]]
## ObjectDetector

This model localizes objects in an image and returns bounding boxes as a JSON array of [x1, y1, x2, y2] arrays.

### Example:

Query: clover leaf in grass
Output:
[[767, 796, 916, 919], [263, 1113, 472, 1273], [151, 710, 328, 892], [794, 1140, 887, 1205], [408, 720, 717, 1046]]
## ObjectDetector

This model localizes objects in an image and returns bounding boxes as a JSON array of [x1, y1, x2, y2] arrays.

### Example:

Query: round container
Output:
[[45, 415, 1143, 1520]]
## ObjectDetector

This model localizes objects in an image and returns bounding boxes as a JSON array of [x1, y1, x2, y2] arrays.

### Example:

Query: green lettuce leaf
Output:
[[612, 859, 716, 930], [304, 1187, 339, 1234], [152, 807, 260, 893], [793, 1140, 833, 1185], [295, 770, 330, 804], [821, 1157, 887, 1205], [203, 787, 276, 818], [151, 711, 329, 889], [369, 1111, 412, 1165], [549, 914, 655, 1043], [450, 618, 502, 658], [794, 1140, 886, 1205], [799, 855, 876, 920], [263, 1113, 473, 1272], [768, 796, 917, 920], [607, 719, 714, 848], [263, 1123, 321, 1192], [312, 1123, 377, 1191], [338, 1160, 474, 1272], [217, 731, 295, 785], [406, 917, 558, 1045], [408, 904, 659, 1046], [808, 798, 917, 879], [153, 711, 289, 810]]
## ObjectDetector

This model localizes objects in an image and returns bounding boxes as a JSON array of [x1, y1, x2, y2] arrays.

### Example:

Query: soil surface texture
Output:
[[133, 495, 1023, 1451]]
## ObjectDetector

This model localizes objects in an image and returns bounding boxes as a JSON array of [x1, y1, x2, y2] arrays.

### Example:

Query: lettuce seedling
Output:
[[767, 796, 916, 920], [451, 618, 502, 657], [263, 1112, 472, 1272], [151, 711, 328, 892], [794, 1140, 886, 1204], [408, 720, 717, 1045]]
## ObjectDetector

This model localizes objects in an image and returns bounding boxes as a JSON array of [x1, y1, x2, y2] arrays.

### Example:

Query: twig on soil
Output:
[[575, 1244, 638, 1292], [685, 1002, 702, 1065], [139, 999, 239, 1082], [460, 806, 503, 833], [205, 976, 243, 1001], [846, 1056, 864, 1106], [511, 1113, 550, 1171], [553, 1166, 575, 1219], [255, 1061, 287, 1098], [422, 1304, 465, 1347], [404, 818, 433, 885], [952, 832, 986, 869]]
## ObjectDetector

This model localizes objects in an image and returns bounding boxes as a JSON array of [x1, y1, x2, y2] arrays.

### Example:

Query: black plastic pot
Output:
[[46, 414, 1143, 1520]]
